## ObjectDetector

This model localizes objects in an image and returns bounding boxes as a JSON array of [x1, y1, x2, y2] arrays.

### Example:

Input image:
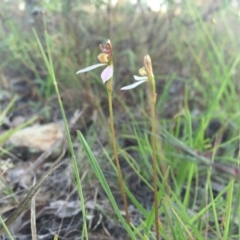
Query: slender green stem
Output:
[[149, 90, 160, 240], [144, 54, 160, 239], [107, 80, 131, 226]]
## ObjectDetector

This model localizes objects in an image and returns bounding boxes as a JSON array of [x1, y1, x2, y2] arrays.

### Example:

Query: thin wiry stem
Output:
[[145, 55, 160, 239], [150, 91, 160, 240], [107, 80, 131, 227]]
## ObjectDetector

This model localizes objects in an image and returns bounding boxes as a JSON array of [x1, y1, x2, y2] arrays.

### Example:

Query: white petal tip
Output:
[[120, 79, 147, 90]]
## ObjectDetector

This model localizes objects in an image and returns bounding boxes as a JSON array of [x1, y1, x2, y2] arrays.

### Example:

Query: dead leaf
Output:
[[8, 122, 64, 152]]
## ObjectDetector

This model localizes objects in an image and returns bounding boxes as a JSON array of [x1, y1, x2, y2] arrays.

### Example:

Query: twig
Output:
[[0, 158, 70, 234]]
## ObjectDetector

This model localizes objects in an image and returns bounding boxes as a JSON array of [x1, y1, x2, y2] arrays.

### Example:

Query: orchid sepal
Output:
[[121, 79, 147, 90], [76, 63, 106, 74], [133, 75, 148, 81]]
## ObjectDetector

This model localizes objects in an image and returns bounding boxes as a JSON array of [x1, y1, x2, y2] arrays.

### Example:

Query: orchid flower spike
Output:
[[121, 54, 153, 90], [76, 40, 114, 83]]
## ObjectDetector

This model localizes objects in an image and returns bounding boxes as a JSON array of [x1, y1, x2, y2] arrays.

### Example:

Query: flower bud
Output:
[[144, 55, 154, 78]]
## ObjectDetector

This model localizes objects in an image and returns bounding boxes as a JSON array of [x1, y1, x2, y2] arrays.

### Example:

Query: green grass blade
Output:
[[34, 28, 88, 239], [223, 179, 234, 240], [0, 215, 14, 240], [77, 130, 137, 239]]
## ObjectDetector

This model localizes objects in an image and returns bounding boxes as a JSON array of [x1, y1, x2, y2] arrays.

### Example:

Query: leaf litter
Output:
[[0, 100, 133, 239]]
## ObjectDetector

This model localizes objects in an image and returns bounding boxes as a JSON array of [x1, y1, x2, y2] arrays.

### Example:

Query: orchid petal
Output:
[[120, 80, 147, 90], [101, 66, 113, 83], [139, 67, 147, 76], [76, 63, 106, 74], [98, 53, 108, 63], [133, 75, 148, 81]]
